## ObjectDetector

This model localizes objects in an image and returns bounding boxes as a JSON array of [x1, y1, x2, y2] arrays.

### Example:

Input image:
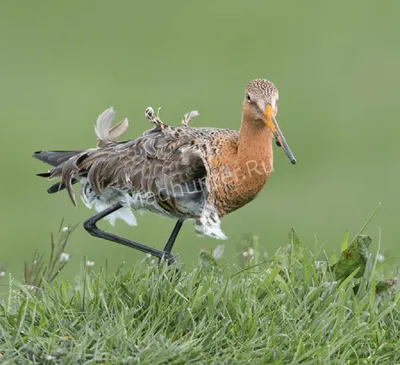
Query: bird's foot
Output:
[[157, 251, 177, 266]]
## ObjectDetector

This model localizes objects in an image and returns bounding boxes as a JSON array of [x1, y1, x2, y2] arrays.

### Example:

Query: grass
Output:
[[0, 229, 399, 364]]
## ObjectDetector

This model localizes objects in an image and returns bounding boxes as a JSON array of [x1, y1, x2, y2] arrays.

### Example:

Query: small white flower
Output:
[[86, 260, 95, 267], [376, 254, 385, 263], [248, 247, 255, 256], [0, 271, 5, 278], [322, 281, 338, 287], [46, 355, 55, 360], [146, 253, 152, 259], [62, 226, 69, 232], [242, 251, 249, 257], [59, 252, 70, 262], [150, 259, 156, 265]]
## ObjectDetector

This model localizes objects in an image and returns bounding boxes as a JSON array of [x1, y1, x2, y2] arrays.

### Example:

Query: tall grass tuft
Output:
[[0, 224, 399, 363]]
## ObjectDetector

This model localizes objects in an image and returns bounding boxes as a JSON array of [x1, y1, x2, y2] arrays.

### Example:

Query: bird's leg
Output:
[[158, 220, 184, 264], [83, 202, 175, 263]]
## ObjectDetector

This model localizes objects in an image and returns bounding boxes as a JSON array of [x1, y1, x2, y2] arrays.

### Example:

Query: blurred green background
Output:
[[1, 0, 399, 278]]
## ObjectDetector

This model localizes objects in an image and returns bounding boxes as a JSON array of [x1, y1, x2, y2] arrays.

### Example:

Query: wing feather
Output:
[[81, 127, 208, 200]]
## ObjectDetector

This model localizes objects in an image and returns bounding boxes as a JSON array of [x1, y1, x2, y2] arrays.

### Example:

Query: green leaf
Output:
[[288, 228, 301, 247], [341, 230, 349, 252], [212, 245, 225, 260], [332, 234, 372, 280]]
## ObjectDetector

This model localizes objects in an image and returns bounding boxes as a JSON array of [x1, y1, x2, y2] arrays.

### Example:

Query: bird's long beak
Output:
[[262, 104, 297, 164]]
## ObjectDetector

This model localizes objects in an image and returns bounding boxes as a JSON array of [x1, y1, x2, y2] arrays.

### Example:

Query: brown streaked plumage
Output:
[[33, 79, 296, 263]]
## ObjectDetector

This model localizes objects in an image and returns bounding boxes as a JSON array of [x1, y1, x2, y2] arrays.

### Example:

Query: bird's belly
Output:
[[223, 192, 259, 215], [79, 179, 203, 225]]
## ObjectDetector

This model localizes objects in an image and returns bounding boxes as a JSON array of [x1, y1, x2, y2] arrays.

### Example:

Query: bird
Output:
[[33, 79, 296, 264]]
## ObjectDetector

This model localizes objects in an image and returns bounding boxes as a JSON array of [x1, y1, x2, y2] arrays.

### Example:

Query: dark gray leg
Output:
[[163, 220, 184, 253], [83, 203, 176, 263], [158, 220, 183, 264]]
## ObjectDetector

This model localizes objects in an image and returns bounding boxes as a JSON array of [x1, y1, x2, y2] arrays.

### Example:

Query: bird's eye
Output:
[[246, 94, 251, 103]]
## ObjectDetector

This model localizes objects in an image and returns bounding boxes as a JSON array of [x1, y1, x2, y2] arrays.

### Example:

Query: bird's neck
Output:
[[236, 113, 274, 180], [207, 112, 275, 216]]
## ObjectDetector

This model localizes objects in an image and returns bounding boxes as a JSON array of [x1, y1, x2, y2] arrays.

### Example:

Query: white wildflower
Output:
[[376, 253, 385, 263], [62, 226, 69, 232], [323, 281, 338, 287], [0, 271, 5, 277], [314, 261, 327, 269], [248, 247, 255, 256], [86, 260, 95, 267], [242, 251, 249, 257], [46, 355, 55, 360], [59, 252, 70, 262]]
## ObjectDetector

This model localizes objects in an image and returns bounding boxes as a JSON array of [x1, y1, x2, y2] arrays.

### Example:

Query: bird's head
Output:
[[243, 79, 296, 164]]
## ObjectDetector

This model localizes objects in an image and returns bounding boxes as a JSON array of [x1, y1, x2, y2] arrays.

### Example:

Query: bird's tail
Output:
[[33, 150, 82, 167], [33, 150, 83, 194]]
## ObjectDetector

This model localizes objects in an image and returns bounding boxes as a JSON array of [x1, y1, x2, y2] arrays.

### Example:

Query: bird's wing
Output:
[[50, 126, 209, 208]]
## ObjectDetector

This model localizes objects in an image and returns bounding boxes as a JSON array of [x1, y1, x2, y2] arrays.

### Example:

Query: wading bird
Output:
[[33, 79, 296, 263]]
